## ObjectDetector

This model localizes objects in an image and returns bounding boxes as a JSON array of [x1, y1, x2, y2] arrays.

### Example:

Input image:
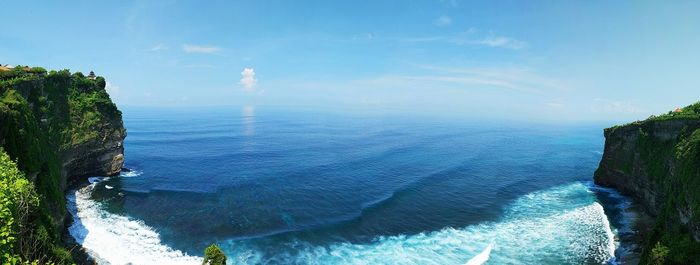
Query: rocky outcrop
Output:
[[594, 116, 700, 263], [62, 122, 126, 183], [0, 67, 126, 263]]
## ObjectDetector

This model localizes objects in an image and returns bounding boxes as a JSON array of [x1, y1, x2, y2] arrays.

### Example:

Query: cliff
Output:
[[594, 104, 700, 264], [0, 66, 125, 263]]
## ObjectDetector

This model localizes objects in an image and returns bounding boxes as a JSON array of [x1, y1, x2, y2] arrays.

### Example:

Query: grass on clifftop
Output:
[[607, 102, 700, 134]]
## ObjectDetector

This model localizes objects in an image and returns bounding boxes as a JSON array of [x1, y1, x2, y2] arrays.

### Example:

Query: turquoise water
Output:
[[67, 107, 633, 264]]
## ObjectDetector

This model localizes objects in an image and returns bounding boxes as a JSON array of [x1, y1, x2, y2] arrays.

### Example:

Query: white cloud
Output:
[[351, 33, 375, 41], [105, 82, 120, 96], [149, 44, 168, 52], [591, 99, 643, 114], [357, 65, 568, 94], [545, 102, 565, 108], [474, 36, 526, 49], [399, 31, 526, 50], [434, 15, 452, 27], [182, 44, 221, 54], [363, 74, 536, 94], [182, 64, 215, 69], [240, 68, 257, 93]]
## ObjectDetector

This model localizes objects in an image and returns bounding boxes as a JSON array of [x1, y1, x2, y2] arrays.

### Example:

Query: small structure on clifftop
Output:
[[674, 107, 683, 113], [88, 71, 97, 80]]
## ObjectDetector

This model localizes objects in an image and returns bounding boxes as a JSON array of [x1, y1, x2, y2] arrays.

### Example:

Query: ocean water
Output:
[[67, 106, 636, 264]]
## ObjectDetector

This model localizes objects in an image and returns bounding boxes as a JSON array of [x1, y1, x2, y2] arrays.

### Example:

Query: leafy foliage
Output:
[[202, 244, 226, 265], [0, 67, 123, 263], [0, 149, 69, 264], [649, 242, 670, 265], [621, 116, 700, 264], [607, 102, 700, 135]]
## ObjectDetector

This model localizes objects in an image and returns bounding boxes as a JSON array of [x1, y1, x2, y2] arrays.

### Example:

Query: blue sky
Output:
[[1, 1, 699, 121]]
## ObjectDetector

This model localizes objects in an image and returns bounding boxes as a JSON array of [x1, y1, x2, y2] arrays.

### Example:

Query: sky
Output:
[[1, 0, 699, 122]]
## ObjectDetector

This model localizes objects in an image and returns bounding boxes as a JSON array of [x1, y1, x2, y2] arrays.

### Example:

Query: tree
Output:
[[203, 244, 226, 265], [649, 242, 670, 265]]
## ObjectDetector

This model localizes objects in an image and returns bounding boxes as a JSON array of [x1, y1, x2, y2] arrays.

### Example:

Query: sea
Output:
[[66, 106, 639, 265]]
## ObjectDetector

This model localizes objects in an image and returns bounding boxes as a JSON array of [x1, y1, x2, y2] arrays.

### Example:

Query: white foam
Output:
[[465, 242, 493, 265], [104, 185, 114, 190], [87, 177, 103, 184], [68, 180, 618, 264], [67, 183, 202, 265], [121, 169, 143, 178], [221, 183, 617, 264]]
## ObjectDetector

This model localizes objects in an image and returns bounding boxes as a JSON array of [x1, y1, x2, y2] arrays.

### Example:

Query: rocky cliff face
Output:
[[61, 115, 126, 183], [594, 114, 700, 264], [0, 67, 125, 263]]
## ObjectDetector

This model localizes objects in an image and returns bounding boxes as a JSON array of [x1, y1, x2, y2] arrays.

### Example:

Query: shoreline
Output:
[[63, 173, 203, 265], [589, 183, 654, 265], [62, 178, 99, 265]]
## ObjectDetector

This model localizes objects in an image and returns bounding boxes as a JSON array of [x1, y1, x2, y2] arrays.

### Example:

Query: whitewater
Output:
[[68, 180, 625, 264]]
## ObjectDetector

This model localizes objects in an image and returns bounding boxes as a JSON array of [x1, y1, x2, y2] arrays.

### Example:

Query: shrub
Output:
[[203, 244, 226, 265], [649, 242, 669, 265], [0, 149, 40, 262]]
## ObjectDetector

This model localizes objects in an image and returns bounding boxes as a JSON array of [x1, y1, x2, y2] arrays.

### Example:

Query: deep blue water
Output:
[[68, 106, 635, 264]]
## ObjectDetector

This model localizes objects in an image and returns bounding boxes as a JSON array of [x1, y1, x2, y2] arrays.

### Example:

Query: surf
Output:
[[67, 175, 202, 265], [69, 176, 623, 264]]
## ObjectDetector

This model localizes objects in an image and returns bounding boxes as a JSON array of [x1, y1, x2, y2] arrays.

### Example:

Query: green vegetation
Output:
[[0, 66, 123, 263], [202, 244, 226, 265], [606, 102, 700, 135], [649, 242, 670, 265], [0, 149, 71, 264], [0, 65, 223, 263], [607, 106, 700, 264], [649, 102, 700, 121]]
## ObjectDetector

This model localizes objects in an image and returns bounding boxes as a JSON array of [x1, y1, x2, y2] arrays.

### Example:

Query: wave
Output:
[[67, 182, 202, 265], [120, 169, 143, 178], [465, 243, 493, 265], [219, 182, 617, 264], [69, 180, 620, 264], [586, 182, 639, 263]]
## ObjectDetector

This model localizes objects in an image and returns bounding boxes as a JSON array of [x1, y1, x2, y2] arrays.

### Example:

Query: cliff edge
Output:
[[594, 104, 700, 264], [0, 66, 125, 263]]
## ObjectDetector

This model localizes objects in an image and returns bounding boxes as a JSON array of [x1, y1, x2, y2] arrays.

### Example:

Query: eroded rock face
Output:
[[594, 118, 700, 242], [110, 153, 125, 174], [62, 123, 126, 183]]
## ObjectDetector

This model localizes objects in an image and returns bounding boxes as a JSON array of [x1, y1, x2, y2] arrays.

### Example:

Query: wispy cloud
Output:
[[399, 30, 526, 49], [149, 43, 168, 52], [240, 68, 258, 93], [439, 0, 459, 7], [545, 101, 565, 109], [357, 65, 567, 94], [105, 81, 120, 96], [182, 64, 215, 69], [434, 15, 452, 27], [473, 36, 526, 49], [182, 44, 222, 54], [591, 98, 643, 114]]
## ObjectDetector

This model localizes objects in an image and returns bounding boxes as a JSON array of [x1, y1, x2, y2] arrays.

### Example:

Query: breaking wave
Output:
[[69, 181, 620, 264], [67, 178, 202, 265], [219, 182, 617, 264]]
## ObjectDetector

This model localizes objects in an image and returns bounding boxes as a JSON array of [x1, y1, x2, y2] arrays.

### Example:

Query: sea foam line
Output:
[[465, 243, 493, 265], [221, 182, 616, 264], [68, 179, 619, 264], [67, 179, 202, 265]]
